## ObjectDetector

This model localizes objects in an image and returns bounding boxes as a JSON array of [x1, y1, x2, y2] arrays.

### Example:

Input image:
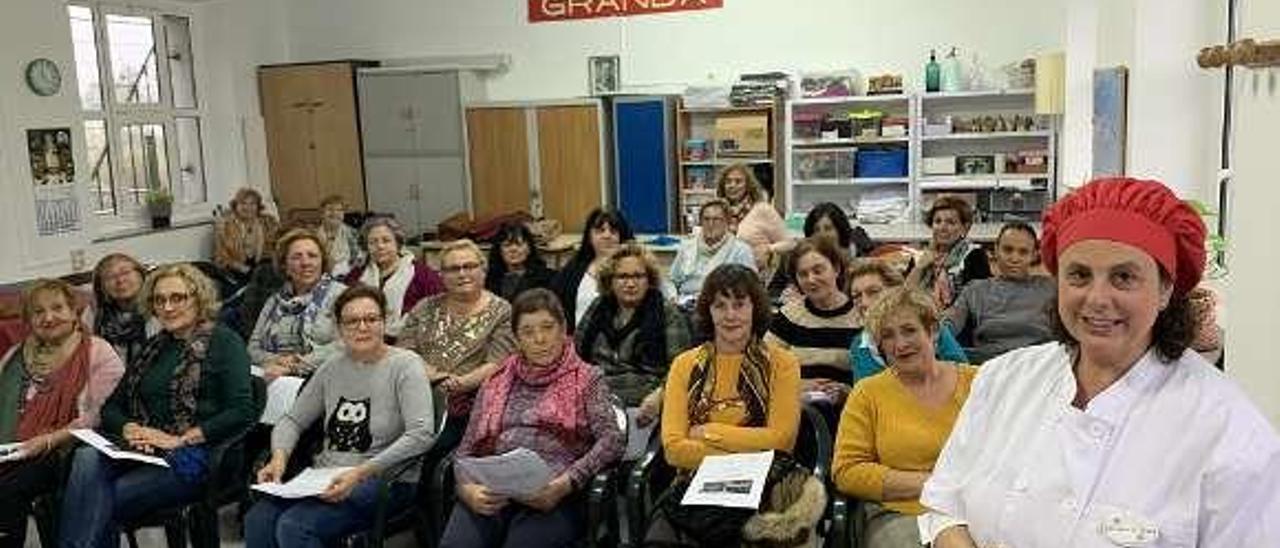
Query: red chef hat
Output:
[[1041, 177, 1206, 296]]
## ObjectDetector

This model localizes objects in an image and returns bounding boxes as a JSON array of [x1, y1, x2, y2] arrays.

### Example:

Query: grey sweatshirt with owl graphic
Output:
[[272, 346, 436, 482]]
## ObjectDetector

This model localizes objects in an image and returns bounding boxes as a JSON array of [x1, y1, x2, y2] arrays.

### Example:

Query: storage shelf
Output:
[[793, 178, 909, 187], [792, 136, 908, 147], [681, 159, 773, 166], [921, 130, 1051, 142], [678, 105, 775, 114], [791, 94, 910, 106], [920, 88, 1034, 100], [919, 176, 1048, 191]]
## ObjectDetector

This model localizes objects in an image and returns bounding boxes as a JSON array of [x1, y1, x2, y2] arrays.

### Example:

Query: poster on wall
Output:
[[26, 127, 82, 236], [1092, 67, 1128, 177], [589, 55, 621, 95], [529, 0, 723, 23]]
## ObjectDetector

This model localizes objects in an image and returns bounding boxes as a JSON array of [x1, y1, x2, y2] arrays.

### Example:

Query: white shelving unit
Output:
[[782, 88, 1058, 239], [676, 102, 781, 233]]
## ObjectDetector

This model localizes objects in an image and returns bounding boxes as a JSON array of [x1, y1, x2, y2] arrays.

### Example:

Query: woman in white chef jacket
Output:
[[919, 177, 1280, 548]]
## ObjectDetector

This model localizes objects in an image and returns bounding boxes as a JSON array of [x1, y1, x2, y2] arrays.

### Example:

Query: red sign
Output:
[[529, 0, 724, 23]]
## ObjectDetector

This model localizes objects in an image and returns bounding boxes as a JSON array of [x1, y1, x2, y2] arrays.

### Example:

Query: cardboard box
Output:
[[715, 114, 770, 156], [923, 156, 957, 175]]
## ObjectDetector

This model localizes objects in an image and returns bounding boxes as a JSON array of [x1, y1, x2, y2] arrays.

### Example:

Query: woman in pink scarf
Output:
[[441, 289, 623, 548]]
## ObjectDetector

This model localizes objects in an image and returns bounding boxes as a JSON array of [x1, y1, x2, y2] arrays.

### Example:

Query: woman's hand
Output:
[[124, 425, 182, 453], [934, 525, 979, 548], [20, 433, 56, 458], [520, 475, 573, 512], [689, 425, 707, 440], [458, 482, 508, 516], [320, 465, 372, 503], [257, 453, 288, 484], [635, 391, 662, 428]]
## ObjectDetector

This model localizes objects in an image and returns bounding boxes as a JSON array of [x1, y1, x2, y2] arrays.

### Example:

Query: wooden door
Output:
[[259, 65, 318, 215], [307, 64, 366, 211], [537, 105, 603, 232], [467, 107, 531, 219]]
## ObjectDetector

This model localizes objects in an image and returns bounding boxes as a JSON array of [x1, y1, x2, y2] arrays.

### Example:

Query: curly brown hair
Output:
[[275, 228, 333, 274], [788, 237, 849, 291], [695, 264, 771, 339], [596, 243, 661, 298], [925, 195, 974, 226]]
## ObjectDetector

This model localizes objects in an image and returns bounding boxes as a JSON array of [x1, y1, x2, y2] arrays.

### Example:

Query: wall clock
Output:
[[25, 58, 62, 97]]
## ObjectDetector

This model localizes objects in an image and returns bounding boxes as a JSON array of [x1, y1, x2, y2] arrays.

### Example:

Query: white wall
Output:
[[0, 0, 287, 283], [1226, 1, 1280, 427], [276, 0, 1069, 100]]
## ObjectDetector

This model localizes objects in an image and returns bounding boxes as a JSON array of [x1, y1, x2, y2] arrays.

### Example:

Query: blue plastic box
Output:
[[855, 148, 908, 178]]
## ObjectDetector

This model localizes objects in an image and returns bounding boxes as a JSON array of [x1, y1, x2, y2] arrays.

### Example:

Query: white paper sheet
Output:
[[624, 407, 657, 461], [0, 442, 26, 463], [680, 450, 774, 509], [258, 375, 306, 425], [455, 447, 553, 498], [70, 429, 169, 467], [251, 466, 353, 499]]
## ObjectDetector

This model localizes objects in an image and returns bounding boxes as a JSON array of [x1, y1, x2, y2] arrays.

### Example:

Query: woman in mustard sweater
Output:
[[646, 264, 801, 544], [832, 287, 977, 548]]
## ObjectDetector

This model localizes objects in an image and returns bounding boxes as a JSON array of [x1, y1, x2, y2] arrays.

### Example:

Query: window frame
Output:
[[68, 0, 209, 235]]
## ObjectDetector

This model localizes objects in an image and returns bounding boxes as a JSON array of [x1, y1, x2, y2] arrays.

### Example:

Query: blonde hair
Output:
[[231, 187, 265, 212], [864, 286, 940, 344], [440, 238, 486, 271], [138, 264, 221, 322], [22, 279, 82, 324], [597, 243, 662, 295], [715, 163, 764, 203], [275, 228, 332, 274]]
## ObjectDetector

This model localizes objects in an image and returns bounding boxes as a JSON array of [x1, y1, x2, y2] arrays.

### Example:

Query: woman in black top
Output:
[[484, 223, 555, 302], [549, 208, 634, 333]]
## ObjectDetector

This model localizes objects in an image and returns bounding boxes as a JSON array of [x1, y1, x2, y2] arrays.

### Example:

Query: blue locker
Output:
[[612, 97, 675, 234]]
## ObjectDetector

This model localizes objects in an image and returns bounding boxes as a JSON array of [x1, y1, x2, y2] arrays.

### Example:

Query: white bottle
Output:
[[941, 47, 964, 92]]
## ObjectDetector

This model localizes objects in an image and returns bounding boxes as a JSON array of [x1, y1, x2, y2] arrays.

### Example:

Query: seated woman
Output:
[[0, 280, 125, 548], [317, 194, 361, 276], [669, 199, 756, 309], [646, 264, 802, 544], [849, 260, 967, 382], [765, 238, 860, 407], [832, 287, 978, 548], [717, 163, 794, 272], [550, 208, 632, 330], [344, 216, 443, 340], [246, 285, 436, 547], [944, 222, 1056, 363], [906, 196, 990, 310], [575, 243, 692, 425], [769, 202, 874, 304], [398, 239, 516, 449], [91, 253, 156, 365], [59, 264, 255, 547], [440, 288, 623, 548], [214, 187, 280, 286], [484, 222, 556, 303], [252, 228, 348, 380]]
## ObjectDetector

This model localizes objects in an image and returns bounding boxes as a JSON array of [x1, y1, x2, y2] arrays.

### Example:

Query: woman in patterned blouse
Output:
[[398, 239, 517, 448]]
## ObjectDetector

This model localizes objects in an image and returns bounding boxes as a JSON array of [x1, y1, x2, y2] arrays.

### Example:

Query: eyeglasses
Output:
[[341, 315, 384, 329], [151, 292, 191, 309], [442, 262, 482, 275]]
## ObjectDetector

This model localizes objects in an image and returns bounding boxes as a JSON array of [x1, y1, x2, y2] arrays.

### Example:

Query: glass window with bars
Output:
[[68, 4, 206, 219]]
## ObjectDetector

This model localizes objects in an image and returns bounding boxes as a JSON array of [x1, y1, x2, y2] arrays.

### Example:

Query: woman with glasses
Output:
[[344, 216, 443, 340], [398, 239, 516, 450], [251, 229, 349, 380], [247, 285, 436, 547], [91, 253, 156, 365], [575, 244, 691, 426], [60, 264, 255, 547]]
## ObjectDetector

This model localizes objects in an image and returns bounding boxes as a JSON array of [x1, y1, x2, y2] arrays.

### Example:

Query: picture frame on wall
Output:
[[589, 55, 620, 95]]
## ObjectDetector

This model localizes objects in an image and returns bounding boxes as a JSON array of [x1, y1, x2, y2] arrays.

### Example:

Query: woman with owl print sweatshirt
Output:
[[246, 285, 436, 548]]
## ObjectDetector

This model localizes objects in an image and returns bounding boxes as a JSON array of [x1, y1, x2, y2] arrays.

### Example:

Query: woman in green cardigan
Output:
[[60, 263, 255, 548]]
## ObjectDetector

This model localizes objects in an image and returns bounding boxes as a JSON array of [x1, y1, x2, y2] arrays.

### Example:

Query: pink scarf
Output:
[[472, 340, 593, 455]]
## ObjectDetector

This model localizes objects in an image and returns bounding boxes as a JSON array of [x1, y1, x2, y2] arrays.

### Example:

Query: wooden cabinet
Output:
[[258, 61, 375, 216], [466, 100, 607, 233]]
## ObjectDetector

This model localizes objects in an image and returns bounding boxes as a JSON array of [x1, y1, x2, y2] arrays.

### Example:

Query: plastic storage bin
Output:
[[855, 148, 908, 178], [793, 149, 856, 180]]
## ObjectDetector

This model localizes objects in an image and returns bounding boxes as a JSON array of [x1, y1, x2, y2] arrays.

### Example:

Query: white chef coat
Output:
[[918, 342, 1280, 547]]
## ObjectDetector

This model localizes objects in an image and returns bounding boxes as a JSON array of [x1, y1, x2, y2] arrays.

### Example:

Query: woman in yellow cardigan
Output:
[[646, 263, 801, 544], [832, 287, 977, 548]]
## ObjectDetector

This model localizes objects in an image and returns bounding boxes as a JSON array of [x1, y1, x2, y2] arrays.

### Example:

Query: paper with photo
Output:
[[0, 443, 26, 463], [71, 429, 169, 467], [455, 447, 553, 498], [252, 467, 353, 499], [681, 450, 774, 509], [624, 407, 656, 461]]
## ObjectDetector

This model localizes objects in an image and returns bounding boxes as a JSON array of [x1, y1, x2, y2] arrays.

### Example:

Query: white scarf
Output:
[[359, 251, 416, 337]]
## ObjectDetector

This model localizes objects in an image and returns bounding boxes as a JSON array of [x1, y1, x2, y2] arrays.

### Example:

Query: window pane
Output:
[[175, 117, 206, 204], [163, 15, 197, 109], [69, 6, 104, 110], [118, 124, 169, 207], [106, 14, 159, 104], [84, 120, 116, 214]]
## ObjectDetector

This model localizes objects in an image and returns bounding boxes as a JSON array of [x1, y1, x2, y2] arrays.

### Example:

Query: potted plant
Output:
[[145, 187, 174, 229]]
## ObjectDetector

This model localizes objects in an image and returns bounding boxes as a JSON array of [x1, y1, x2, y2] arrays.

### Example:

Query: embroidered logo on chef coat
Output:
[[1099, 512, 1160, 546]]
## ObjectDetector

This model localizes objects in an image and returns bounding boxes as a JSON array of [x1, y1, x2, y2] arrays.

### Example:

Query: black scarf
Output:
[[96, 300, 147, 364], [579, 289, 668, 375], [121, 321, 214, 435]]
